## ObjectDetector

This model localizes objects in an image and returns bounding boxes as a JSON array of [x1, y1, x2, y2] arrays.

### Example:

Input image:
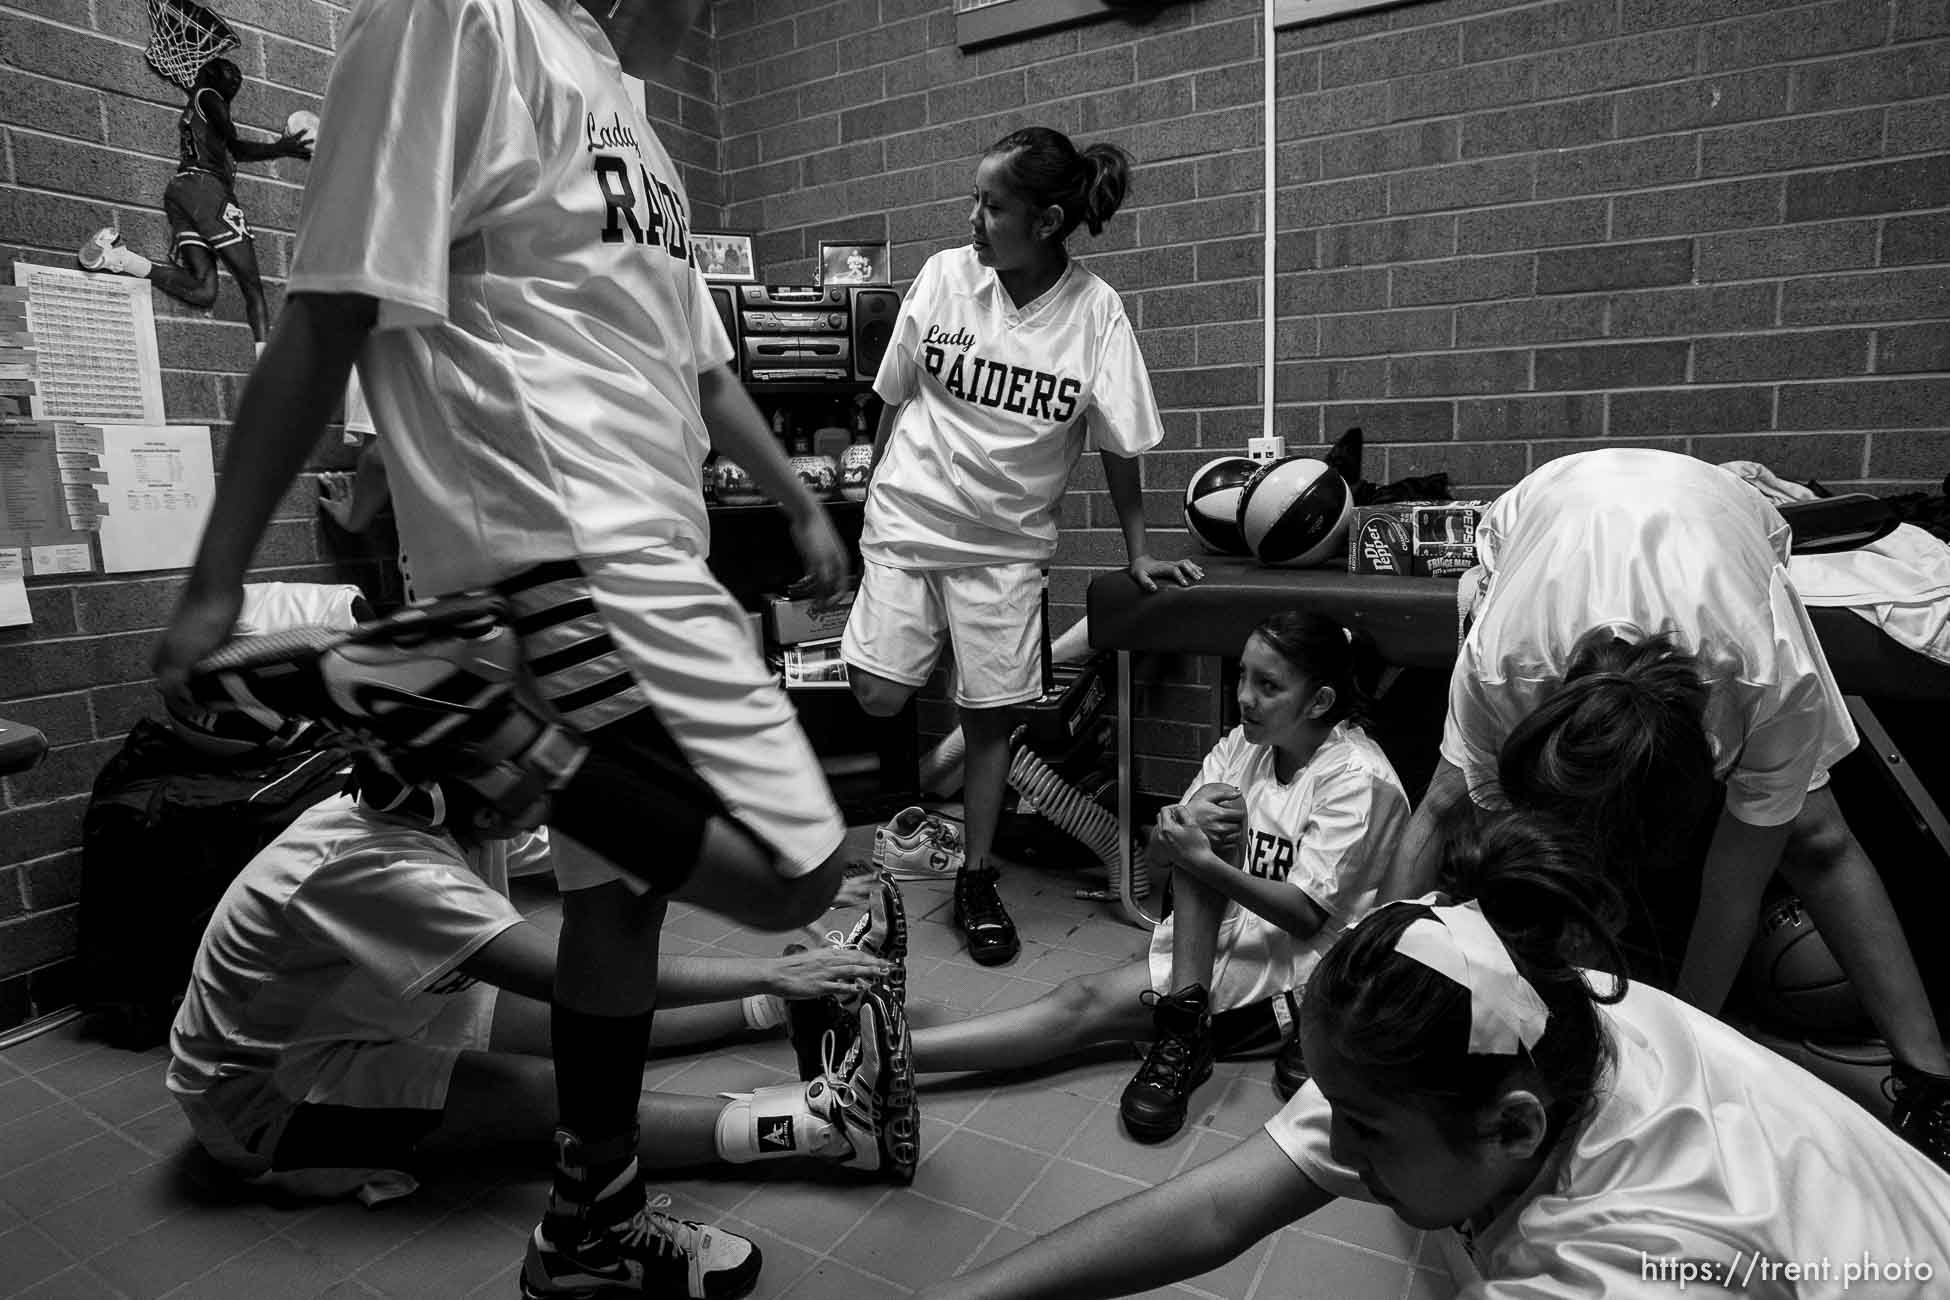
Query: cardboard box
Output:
[[764, 587, 856, 646], [1348, 501, 1491, 577]]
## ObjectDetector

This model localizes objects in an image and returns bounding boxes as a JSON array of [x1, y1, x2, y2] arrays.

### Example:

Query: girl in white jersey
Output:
[[801, 612, 1410, 1144], [150, 4, 890, 1298], [915, 814, 1950, 1300], [1402, 448, 1950, 1170], [845, 126, 1202, 969]]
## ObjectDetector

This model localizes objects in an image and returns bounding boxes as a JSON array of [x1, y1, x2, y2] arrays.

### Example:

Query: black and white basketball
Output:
[[1238, 457, 1354, 568], [1181, 456, 1259, 555]]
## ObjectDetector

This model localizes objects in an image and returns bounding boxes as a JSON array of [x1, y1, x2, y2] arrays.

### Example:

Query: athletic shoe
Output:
[[181, 590, 585, 836], [522, 1179, 760, 1300], [77, 226, 122, 271], [785, 875, 909, 1081], [952, 865, 1019, 966], [1272, 1027, 1310, 1102], [872, 806, 965, 881], [1888, 1064, 1950, 1174], [1120, 984, 1215, 1144], [803, 990, 918, 1183]]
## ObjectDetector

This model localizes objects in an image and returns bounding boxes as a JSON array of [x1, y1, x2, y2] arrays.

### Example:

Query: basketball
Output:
[[286, 109, 319, 145], [1743, 894, 1873, 1036], [1237, 457, 1354, 568], [1182, 456, 1258, 555]]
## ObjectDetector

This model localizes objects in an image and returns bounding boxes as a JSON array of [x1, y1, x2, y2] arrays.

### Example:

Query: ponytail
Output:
[[987, 128, 1133, 242], [1078, 143, 1130, 235], [1301, 813, 1624, 1150]]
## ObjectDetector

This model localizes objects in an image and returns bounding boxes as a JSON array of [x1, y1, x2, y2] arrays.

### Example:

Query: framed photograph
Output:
[[817, 240, 891, 287], [693, 230, 757, 283]]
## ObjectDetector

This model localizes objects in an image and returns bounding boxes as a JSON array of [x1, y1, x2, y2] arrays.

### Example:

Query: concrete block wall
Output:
[[1268, 0, 1949, 497], [0, 0, 708, 1031]]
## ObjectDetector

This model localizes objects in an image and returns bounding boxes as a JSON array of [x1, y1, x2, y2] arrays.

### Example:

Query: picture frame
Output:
[[692, 230, 757, 283], [817, 239, 891, 287]]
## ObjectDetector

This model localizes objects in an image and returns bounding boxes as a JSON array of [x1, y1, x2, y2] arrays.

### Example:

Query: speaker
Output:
[[849, 287, 900, 382], [707, 284, 740, 354]]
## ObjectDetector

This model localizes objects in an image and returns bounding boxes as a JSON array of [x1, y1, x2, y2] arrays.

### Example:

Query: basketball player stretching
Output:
[[152, 3, 913, 1296], [79, 58, 309, 346]]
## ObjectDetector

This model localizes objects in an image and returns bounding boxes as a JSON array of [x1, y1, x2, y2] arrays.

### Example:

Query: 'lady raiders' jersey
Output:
[[1149, 722, 1412, 1010], [290, 0, 733, 596], [864, 245, 1164, 568]]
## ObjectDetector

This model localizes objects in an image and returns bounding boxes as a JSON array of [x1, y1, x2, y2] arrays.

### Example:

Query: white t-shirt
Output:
[[1267, 977, 1950, 1298], [864, 245, 1164, 568], [1443, 449, 1856, 827], [167, 796, 541, 1135], [1150, 723, 1412, 1010], [291, 0, 734, 596]]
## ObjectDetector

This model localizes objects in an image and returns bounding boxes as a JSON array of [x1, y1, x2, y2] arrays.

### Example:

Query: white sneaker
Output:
[[78, 226, 122, 271], [872, 806, 965, 881]]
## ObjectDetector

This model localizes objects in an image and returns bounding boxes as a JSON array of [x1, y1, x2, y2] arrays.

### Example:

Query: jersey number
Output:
[[594, 156, 690, 261]]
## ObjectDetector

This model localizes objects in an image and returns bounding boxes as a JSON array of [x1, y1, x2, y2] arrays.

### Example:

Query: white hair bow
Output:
[[1393, 898, 1548, 1056]]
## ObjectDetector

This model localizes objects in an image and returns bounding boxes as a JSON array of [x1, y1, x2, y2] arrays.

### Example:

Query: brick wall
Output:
[[0, 0, 707, 1032], [1270, 0, 1949, 498]]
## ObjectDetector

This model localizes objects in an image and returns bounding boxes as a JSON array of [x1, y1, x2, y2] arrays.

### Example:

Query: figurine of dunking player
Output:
[[78, 58, 310, 346]]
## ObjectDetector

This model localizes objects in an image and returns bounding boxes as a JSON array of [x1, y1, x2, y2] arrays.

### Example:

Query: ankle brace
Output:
[[715, 1082, 842, 1163]]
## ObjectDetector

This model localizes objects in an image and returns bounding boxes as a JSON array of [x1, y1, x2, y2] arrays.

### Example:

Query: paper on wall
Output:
[[30, 543, 93, 575], [95, 424, 215, 573], [0, 421, 96, 555], [10, 263, 166, 424], [0, 548, 28, 628]]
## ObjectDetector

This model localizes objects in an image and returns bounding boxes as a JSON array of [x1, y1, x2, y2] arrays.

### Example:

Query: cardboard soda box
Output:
[[1348, 501, 1492, 577], [764, 586, 857, 646]]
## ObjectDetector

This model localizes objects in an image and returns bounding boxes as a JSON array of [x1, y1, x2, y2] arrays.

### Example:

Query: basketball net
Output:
[[145, 0, 239, 91]]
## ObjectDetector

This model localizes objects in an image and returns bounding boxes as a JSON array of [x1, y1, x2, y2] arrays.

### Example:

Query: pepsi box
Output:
[[764, 587, 856, 646], [1348, 501, 1491, 577]]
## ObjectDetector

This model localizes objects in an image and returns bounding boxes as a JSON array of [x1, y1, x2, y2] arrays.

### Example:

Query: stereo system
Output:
[[715, 283, 901, 385]]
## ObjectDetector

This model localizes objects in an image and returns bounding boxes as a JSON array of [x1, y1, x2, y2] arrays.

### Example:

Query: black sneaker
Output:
[[953, 865, 1019, 966], [1272, 1027, 1309, 1102], [1120, 984, 1214, 1144], [784, 875, 909, 1081], [522, 1133, 760, 1299], [802, 989, 919, 1184], [180, 591, 585, 836], [1888, 1063, 1950, 1175]]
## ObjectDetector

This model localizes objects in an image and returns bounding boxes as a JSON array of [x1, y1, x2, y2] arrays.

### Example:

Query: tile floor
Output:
[[0, 833, 1456, 1300]]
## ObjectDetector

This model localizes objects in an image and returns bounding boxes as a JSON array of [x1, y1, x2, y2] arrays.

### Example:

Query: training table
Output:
[[1087, 556, 1950, 927]]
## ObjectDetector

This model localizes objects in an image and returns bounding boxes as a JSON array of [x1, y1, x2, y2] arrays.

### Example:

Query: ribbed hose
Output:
[[1007, 743, 1148, 899], [917, 726, 968, 797]]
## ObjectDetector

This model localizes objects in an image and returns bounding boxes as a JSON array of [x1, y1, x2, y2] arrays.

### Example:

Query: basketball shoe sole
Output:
[[181, 590, 585, 835]]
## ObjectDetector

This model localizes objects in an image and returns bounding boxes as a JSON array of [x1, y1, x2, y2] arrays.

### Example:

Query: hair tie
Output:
[[1391, 898, 1548, 1056]]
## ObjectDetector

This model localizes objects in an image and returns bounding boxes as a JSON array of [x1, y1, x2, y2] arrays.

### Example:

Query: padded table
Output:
[[1087, 555, 1950, 926]]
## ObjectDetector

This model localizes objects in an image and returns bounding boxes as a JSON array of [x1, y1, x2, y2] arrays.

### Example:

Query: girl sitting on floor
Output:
[[914, 812, 1950, 1300], [800, 610, 1412, 1143]]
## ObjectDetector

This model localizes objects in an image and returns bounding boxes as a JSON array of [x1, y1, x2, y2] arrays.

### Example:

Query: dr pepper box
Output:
[[1348, 501, 1493, 577]]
